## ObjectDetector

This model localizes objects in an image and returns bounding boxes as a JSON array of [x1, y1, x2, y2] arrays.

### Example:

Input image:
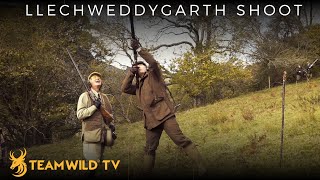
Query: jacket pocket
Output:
[[150, 96, 164, 107], [151, 98, 171, 120], [83, 128, 101, 143]]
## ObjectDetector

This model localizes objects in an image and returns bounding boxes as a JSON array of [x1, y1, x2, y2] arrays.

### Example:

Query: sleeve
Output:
[[138, 48, 162, 80], [121, 70, 137, 95], [76, 93, 97, 120]]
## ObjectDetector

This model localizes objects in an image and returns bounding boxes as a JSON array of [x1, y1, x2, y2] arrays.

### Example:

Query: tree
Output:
[[171, 51, 252, 107], [228, 1, 318, 89], [171, 51, 220, 106], [0, 7, 111, 147]]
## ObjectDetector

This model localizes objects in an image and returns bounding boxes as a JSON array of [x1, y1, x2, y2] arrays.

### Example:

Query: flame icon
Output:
[[9, 148, 27, 177]]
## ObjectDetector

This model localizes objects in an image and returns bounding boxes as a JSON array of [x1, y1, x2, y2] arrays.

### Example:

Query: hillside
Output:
[[18, 79, 320, 178]]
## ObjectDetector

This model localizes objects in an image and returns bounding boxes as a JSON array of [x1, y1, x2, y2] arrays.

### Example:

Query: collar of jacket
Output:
[[140, 72, 149, 81], [90, 88, 101, 99]]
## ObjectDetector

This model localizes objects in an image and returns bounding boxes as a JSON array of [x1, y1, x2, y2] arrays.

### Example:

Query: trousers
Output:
[[144, 116, 192, 156]]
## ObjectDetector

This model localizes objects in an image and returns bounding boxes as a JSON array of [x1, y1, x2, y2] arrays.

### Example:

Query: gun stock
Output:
[[100, 107, 114, 124]]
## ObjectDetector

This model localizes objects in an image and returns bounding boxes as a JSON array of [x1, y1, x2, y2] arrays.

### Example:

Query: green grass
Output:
[[22, 79, 320, 178]]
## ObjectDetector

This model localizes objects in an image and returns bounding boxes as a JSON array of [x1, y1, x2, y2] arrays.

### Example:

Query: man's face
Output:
[[137, 64, 147, 77], [89, 75, 102, 88]]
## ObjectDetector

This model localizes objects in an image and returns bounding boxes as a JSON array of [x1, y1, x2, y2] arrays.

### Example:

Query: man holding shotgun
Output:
[[121, 39, 207, 176], [77, 72, 113, 167]]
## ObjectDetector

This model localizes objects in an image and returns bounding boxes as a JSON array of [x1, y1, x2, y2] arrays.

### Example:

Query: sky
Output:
[[87, 2, 320, 70], [109, 16, 192, 70]]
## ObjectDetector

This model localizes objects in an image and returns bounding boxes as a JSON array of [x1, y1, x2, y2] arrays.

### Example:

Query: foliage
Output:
[[232, 14, 320, 89], [0, 7, 107, 147], [170, 50, 252, 107]]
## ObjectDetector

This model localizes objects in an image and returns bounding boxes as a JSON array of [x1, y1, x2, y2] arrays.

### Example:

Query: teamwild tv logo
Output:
[[9, 148, 120, 177], [9, 148, 27, 177]]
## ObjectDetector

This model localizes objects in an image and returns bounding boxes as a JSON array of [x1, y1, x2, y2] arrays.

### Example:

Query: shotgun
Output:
[[129, 2, 138, 63], [66, 48, 114, 124]]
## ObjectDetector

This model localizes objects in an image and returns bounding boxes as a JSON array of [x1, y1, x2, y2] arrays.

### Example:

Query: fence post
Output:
[[280, 71, 287, 167]]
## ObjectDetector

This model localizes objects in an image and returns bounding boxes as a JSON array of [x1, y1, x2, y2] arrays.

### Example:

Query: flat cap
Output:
[[88, 72, 102, 81]]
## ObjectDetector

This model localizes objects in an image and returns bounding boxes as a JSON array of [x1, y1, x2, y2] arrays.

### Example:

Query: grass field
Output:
[[19, 79, 320, 179]]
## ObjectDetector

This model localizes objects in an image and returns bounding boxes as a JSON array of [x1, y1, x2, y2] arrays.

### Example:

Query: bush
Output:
[[241, 108, 255, 121], [207, 112, 230, 125]]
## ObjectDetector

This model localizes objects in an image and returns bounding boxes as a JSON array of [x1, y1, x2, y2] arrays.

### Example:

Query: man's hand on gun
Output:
[[131, 38, 141, 51], [94, 99, 101, 109], [130, 65, 139, 75]]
